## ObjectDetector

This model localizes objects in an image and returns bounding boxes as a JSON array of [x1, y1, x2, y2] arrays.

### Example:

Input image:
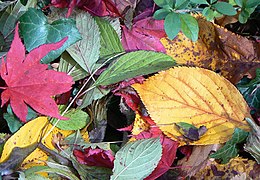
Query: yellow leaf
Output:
[[132, 113, 150, 136], [132, 67, 250, 145], [160, 15, 260, 84], [0, 117, 48, 163]]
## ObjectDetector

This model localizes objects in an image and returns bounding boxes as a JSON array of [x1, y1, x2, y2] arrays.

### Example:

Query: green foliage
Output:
[[51, 108, 90, 130], [237, 68, 260, 110], [59, 51, 88, 81], [66, 11, 100, 73], [153, 0, 260, 41], [94, 17, 124, 60], [111, 138, 162, 180], [19, 8, 81, 64], [210, 128, 249, 164], [95, 50, 176, 86], [4, 105, 37, 133]]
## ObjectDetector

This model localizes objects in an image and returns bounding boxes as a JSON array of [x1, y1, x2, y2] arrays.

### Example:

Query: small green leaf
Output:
[[209, 0, 217, 4], [94, 17, 124, 60], [154, 0, 173, 7], [59, 51, 88, 81], [210, 128, 248, 164], [111, 138, 162, 180], [52, 109, 90, 130], [202, 7, 215, 21], [95, 51, 176, 86], [212, 2, 237, 16], [234, 0, 243, 7], [19, 8, 81, 64], [38, 167, 80, 180], [79, 85, 110, 109], [237, 68, 260, 109], [190, 0, 209, 5], [238, 9, 250, 23], [4, 105, 37, 133], [153, 9, 171, 20], [175, 0, 190, 9], [66, 11, 100, 73], [180, 14, 199, 41], [245, 0, 259, 8], [164, 12, 181, 40]]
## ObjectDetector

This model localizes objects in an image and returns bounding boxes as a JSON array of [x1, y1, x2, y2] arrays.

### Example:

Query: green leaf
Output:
[[175, 0, 190, 9], [154, 0, 173, 7], [38, 167, 80, 180], [164, 12, 181, 40], [79, 85, 110, 109], [190, 0, 209, 5], [153, 9, 171, 20], [19, 8, 81, 64], [111, 138, 162, 180], [4, 105, 37, 133], [210, 128, 249, 164], [0, 0, 16, 11], [95, 51, 176, 86], [212, 2, 237, 16], [0, 0, 36, 56], [180, 14, 199, 41], [94, 17, 124, 60], [66, 11, 100, 73], [59, 51, 88, 81], [234, 0, 243, 7], [209, 0, 217, 4], [237, 68, 260, 109], [202, 7, 215, 21], [52, 109, 90, 130], [238, 9, 250, 23], [245, 0, 259, 8]]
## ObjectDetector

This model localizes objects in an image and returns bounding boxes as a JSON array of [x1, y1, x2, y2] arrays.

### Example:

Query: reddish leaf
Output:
[[51, 0, 121, 18], [122, 16, 166, 52], [73, 147, 115, 169], [146, 137, 179, 180], [0, 24, 74, 122]]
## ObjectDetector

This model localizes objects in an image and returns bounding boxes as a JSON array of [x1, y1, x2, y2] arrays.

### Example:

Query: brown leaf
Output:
[[177, 144, 220, 177], [161, 15, 260, 84]]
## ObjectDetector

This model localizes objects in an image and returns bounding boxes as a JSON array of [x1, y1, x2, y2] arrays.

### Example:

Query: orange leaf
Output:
[[160, 16, 260, 84], [132, 67, 251, 145]]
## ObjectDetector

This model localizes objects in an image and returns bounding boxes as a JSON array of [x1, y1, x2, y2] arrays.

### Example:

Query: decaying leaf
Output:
[[160, 15, 260, 84], [244, 118, 260, 164], [0, 144, 38, 176], [177, 144, 220, 177], [192, 157, 260, 179], [132, 67, 251, 145]]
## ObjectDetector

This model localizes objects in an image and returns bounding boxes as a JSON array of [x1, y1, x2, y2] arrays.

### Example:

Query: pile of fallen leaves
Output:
[[0, 0, 260, 179]]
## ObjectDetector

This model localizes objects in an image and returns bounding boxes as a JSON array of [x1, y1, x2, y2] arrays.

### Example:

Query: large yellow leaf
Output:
[[0, 117, 48, 163], [160, 16, 260, 84], [132, 67, 251, 145]]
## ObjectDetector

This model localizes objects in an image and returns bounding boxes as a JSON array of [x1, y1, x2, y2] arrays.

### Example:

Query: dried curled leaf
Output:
[[132, 67, 250, 145], [161, 15, 260, 84], [192, 157, 260, 179]]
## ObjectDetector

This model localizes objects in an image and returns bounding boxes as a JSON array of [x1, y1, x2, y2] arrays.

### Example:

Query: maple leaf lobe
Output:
[[0, 24, 73, 122]]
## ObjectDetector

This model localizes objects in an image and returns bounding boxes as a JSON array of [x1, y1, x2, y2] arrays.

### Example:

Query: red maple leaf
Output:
[[0, 24, 74, 122]]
